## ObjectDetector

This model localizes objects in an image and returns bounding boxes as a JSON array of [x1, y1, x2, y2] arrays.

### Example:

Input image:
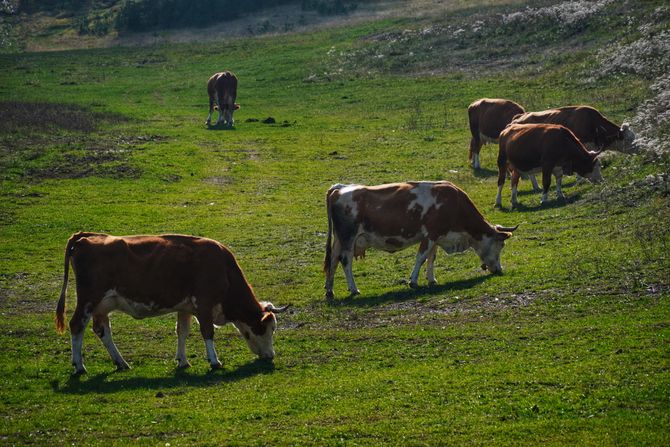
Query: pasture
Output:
[[1, 1, 669, 445]]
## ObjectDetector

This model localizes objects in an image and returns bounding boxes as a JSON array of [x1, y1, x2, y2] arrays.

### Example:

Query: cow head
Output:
[[584, 153, 604, 183], [224, 104, 241, 127], [474, 225, 517, 274], [234, 302, 289, 360], [618, 123, 637, 153]]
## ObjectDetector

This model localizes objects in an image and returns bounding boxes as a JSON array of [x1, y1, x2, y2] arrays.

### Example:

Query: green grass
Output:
[[1, 1, 669, 445]]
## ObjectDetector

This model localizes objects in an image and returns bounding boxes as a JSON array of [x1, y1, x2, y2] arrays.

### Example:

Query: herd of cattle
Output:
[[54, 71, 637, 374]]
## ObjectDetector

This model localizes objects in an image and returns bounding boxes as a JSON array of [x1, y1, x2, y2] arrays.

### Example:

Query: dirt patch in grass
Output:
[[0, 101, 128, 133], [0, 108, 166, 181], [203, 176, 233, 186]]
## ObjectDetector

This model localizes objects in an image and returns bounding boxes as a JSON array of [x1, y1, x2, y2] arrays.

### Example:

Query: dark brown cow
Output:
[[206, 71, 240, 127], [468, 98, 525, 169], [324, 182, 518, 298], [511, 105, 636, 152], [495, 123, 603, 208], [56, 232, 288, 374]]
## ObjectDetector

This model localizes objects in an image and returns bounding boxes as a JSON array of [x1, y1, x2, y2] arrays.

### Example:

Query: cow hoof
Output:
[[325, 290, 334, 300], [349, 289, 360, 296], [494, 203, 502, 209], [409, 281, 419, 289], [427, 280, 437, 287], [72, 366, 87, 376], [176, 361, 191, 370], [210, 361, 223, 370], [116, 361, 131, 371]]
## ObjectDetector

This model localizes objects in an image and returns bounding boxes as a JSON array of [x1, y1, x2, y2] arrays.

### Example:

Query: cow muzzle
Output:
[[482, 263, 503, 274]]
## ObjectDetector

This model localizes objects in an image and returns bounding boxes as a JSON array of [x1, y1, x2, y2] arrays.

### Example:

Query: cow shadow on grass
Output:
[[206, 124, 236, 131], [496, 193, 582, 213], [472, 167, 498, 178], [514, 179, 578, 196], [56, 358, 273, 395], [331, 274, 491, 308]]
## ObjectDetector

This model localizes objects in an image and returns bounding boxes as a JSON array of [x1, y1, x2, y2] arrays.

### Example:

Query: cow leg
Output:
[[92, 314, 130, 371], [69, 304, 92, 375], [470, 136, 482, 169], [555, 172, 565, 201], [529, 174, 541, 192], [424, 242, 439, 286], [325, 238, 342, 299], [540, 167, 553, 204], [216, 92, 225, 125], [175, 312, 192, 369], [511, 170, 521, 208], [197, 309, 222, 369], [206, 95, 214, 125], [495, 167, 506, 208], [410, 239, 436, 288], [340, 249, 360, 296]]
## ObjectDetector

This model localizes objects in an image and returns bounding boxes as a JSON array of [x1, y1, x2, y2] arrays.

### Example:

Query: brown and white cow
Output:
[[468, 98, 525, 169], [495, 123, 603, 208], [511, 105, 636, 152], [206, 71, 240, 127], [324, 182, 518, 298], [56, 232, 288, 374]]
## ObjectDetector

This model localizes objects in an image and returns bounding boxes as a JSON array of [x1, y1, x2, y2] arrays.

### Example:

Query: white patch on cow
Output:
[[408, 183, 438, 219], [204, 339, 221, 367], [355, 232, 416, 253], [336, 185, 362, 219], [495, 184, 503, 208], [410, 239, 436, 286], [175, 313, 191, 368], [94, 290, 194, 320], [437, 231, 472, 254], [473, 233, 504, 274], [620, 124, 637, 153], [585, 158, 603, 183], [555, 175, 565, 200], [472, 152, 481, 169], [233, 320, 275, 359], [71, 324, 88, 373]]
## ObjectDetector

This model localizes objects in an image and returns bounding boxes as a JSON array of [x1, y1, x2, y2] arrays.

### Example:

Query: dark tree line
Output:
[[116, 0, 363, 32], [116, 0, 289, 31]]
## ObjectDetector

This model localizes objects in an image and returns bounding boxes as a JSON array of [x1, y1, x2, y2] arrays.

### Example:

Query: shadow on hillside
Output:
[[513, 179, 578, 196], [496, 193, 582, 212], [56, 358, 274, 395], [472, 167, 498, 178], [332, 274, 491, 308]]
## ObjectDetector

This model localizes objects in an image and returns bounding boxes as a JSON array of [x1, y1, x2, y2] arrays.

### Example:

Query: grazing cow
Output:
[[55, 232, 288, 374], [206, 71, 240, 127], [511, 105, 636, 152], [468, 98, 525, 169], [495, 123, 603, 208], [324, 182, 518, 298]]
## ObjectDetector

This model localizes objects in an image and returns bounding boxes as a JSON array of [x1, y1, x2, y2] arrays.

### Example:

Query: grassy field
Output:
[[1, 1, 669, 445]]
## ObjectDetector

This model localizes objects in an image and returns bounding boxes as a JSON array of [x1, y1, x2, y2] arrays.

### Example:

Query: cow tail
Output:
[[56, 233, 82, 334]]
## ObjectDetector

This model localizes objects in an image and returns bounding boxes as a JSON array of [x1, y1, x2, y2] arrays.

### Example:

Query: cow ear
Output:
[[495, 231, 512, 241]]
